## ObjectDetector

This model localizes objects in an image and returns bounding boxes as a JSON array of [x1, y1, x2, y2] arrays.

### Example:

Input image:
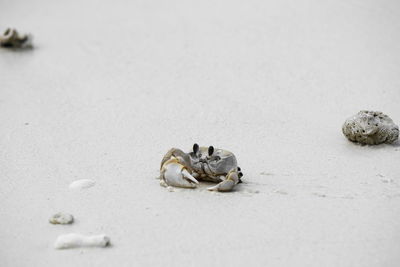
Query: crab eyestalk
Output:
[[193, 143, 199, 154], [208, 146, 214, 156]]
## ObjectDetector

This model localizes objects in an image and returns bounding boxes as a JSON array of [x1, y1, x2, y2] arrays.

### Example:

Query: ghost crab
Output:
[[160, 144, 243, 192]]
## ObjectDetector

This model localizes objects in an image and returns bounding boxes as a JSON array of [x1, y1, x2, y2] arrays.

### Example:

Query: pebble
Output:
[[49, 213, 74, 224]]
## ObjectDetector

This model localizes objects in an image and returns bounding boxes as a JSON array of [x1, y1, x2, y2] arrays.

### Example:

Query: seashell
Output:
[[54, 233, 110, 249], [0, 28, 32, 48], [342, 111, 399, 145], [49, 212, 74, 224], [69, 179, 96, 190]]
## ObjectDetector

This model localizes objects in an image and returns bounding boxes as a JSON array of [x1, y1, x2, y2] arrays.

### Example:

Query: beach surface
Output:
[[1, 0, 400, 266]]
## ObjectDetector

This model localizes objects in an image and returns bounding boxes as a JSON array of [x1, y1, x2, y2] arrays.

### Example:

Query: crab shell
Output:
[[188, 147, 238, 182]]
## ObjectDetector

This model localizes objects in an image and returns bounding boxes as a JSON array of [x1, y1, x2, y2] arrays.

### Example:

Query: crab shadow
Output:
[[345, 139, 400, 151], [193, 181, 258, 194], [0, 45, 35, 55]]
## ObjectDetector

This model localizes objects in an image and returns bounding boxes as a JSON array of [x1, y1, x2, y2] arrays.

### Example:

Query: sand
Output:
[[1, 0, 400, 266]]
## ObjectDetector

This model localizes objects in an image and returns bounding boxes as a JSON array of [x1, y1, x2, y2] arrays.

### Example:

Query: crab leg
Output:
[[207, 168, 243, 192]]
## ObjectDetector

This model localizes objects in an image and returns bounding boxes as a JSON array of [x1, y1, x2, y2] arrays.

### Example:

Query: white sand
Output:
[[1, 0, 400, 266]]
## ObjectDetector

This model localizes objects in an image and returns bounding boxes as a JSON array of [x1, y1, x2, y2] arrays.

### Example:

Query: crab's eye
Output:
[[208, 146, 214, 156], [213, 156, 221, 162], [238, 172, 243, 178], [193, 143, 199, 154]]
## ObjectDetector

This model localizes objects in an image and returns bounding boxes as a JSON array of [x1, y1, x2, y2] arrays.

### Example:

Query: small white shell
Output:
[[49, 213, 74, 224], [69, 179, 96, 190]]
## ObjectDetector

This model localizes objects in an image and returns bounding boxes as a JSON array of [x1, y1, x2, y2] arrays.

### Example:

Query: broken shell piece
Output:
[[49, 213, 74, 224], [0, 28, 32, 48], [342, 111, 399, 145], [54, 233, 110, 249], [69, 179, 96, 190]]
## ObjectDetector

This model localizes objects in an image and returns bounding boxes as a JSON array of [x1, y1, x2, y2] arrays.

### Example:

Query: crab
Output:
[[160, 144, 243, 192]]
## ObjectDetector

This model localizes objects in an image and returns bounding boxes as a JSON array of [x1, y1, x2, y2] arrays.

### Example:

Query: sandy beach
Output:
[[1, 0, 400, 266]]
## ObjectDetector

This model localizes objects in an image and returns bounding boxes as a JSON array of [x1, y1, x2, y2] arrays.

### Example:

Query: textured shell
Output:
[[342, 111, 399, 145]]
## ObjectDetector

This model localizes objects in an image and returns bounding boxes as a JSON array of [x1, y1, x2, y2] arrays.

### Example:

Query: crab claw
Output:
[[207, 168, 242, 192], [181, 169, 199, 184], [160, 158, 199, 188], [207, 180, 235, 192]]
